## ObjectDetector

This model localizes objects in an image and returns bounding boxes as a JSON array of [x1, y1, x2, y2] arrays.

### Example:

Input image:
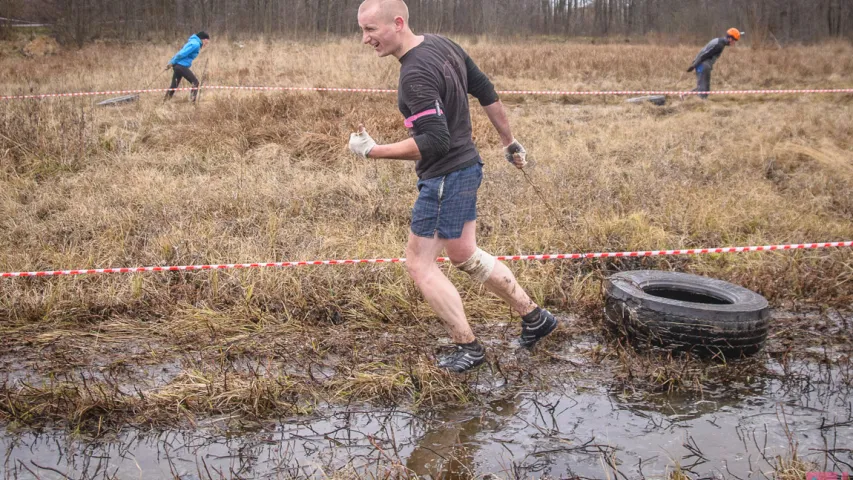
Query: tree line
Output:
[[2, 0, 851, 47]]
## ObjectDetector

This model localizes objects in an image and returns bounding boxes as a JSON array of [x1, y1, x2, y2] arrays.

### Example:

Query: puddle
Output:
[[1, 359, 184, 395], [2, 357, 850, 479]]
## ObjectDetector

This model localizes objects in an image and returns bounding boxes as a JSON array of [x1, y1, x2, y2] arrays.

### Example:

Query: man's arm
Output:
[[483, 100, 526, 169], [364, 111, 449, 161], [170, 41, 197, 65], [690, 39, 723, 69], [464, 56, 515, 147], [360, 68, 450, 161], [368, 138, 421, 160], [464, 54, 526, 167], [481, 101, 514, 147]]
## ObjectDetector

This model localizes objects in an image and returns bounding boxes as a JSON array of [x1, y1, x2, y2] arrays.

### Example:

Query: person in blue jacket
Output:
[[165, 31, 210, 102]]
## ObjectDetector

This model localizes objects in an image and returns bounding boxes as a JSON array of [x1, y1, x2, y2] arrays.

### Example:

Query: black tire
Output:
[[626, 95, 666, 106], [603, 270, 770, 358], [97, 94, 139, 106]]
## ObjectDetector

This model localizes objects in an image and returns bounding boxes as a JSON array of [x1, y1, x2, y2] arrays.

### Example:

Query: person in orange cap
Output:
[[685, 28, 743, 100]]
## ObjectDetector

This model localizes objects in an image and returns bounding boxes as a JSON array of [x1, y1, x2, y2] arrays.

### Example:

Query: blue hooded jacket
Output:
[[170, 34, 203, 68]]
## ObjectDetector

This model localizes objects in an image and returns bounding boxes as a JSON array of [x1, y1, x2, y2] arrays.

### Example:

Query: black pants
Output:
[[692, 65, 712, 100], [165, 65, 199, 101]]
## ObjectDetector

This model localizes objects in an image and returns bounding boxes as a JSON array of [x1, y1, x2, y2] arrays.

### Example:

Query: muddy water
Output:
[[2, 356, 851, 479]]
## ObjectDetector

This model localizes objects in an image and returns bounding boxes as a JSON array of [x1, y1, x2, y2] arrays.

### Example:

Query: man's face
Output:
[[358, 6, 399, 57], [202, 39, 210, 48]]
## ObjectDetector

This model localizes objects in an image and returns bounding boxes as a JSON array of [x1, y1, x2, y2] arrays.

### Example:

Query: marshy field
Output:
[[1, 37, 852, 478]]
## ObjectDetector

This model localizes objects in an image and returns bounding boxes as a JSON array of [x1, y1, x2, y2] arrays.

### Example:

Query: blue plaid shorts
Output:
[[411, 161, 483, 239]]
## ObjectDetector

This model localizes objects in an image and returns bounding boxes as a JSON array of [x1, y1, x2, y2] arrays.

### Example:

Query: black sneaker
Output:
[[437, 341, 486, 373], [520, 308, 558, 348]]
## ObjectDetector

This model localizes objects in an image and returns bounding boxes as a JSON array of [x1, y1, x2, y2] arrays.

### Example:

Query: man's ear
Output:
[[394, 16, 405, 32]]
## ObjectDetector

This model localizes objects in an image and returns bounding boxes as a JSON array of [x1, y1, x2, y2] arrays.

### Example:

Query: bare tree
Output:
[[3, 0, 850, 46]]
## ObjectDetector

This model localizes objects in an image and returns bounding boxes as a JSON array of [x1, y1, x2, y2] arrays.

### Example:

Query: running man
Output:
[[685, 28, 742, 99], [165, 31, 210, 102], [348, 0, 557, 373]]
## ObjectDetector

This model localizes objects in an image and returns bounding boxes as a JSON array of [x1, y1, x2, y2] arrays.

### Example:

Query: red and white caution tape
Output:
[[499, 88, 853, 96], [2, 241, 851, 279], [0, 87, 197, 101], [207, 85, 398, 94], [2, 85, 853, 101], [0, 86, 397, 101]]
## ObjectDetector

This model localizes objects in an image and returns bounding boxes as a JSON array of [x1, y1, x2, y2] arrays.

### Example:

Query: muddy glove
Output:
[[503, 139, 527, 169], [349, 125, 376, 158], [166, 64, 173, 70]]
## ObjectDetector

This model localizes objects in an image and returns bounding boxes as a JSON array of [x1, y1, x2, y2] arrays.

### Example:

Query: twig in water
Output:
[[17, 459, 42, 479], [30, 460, 73, 480]]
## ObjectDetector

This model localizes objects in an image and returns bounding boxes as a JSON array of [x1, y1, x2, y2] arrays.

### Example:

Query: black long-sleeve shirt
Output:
[[691, 37, 728, 70], [397, 34, 499, 180]]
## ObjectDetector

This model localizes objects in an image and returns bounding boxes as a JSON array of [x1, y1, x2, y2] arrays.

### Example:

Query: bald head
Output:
[[358, 0, 419, 59], [359, 0, 409, 25]]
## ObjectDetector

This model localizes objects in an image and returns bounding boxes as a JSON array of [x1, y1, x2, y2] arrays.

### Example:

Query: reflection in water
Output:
[[1, 359, 851, 478], [405, 398, 520, 478], [405, 413, 480, 478], [611, 373, 771, 423]]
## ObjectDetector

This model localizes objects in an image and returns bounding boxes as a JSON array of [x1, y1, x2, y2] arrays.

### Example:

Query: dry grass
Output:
[[1, 38, 852, 429], [774, 406, 820, 480], [775, 453, 817, 480]]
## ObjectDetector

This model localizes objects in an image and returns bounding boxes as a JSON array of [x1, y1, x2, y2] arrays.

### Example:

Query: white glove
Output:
[[503, 139, 527, 169], [349, 125, 376, 158]]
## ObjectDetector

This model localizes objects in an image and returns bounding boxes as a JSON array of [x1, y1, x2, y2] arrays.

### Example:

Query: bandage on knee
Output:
[[453, 249, 496, 283]]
